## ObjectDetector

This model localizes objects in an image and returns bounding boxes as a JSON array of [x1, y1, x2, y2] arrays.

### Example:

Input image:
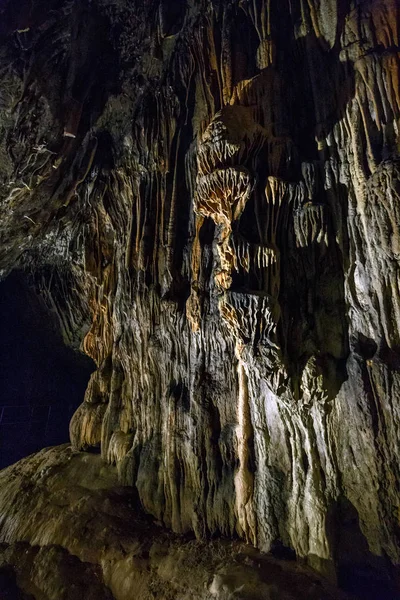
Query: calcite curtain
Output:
[[0, 0, 399, 577]]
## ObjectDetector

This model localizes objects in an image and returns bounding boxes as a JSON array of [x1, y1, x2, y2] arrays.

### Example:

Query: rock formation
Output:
[[0, 0, 400, 597], [0, 445, 352, 600]]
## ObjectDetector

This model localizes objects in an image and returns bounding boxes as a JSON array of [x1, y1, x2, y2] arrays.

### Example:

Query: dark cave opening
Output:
[[0, 271, 94, 469]]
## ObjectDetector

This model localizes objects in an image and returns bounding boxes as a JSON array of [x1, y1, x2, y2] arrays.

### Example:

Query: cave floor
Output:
[[0, 445, 353, 600]]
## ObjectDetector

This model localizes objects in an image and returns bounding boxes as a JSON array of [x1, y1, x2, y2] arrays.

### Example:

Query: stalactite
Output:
[[293, 204, 328, 248], [1, 1, 400, 596], [234, 348, 256, 544]]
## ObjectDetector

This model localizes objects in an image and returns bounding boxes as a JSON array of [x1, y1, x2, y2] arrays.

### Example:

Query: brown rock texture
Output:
[[0, 445, 352, 600], [1, 0, 400, 596]]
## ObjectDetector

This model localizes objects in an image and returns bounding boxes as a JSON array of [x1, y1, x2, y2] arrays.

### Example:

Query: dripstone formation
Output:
[[0, 0, 400, 597]]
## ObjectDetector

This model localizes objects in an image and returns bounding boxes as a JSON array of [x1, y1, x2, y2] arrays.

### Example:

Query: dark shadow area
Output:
[[0, 565, 33, 600], [328, 496, 400, 600], [0, 271, 94, 469]]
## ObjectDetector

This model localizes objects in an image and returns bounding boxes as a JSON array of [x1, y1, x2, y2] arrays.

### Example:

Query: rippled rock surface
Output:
[[0, 0, 400, 597], [0, 445, 352, 600]]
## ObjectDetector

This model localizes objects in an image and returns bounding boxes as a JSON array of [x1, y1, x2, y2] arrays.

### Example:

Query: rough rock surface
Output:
[[0, 445, 352, 600], [0, 0, 400, 596]]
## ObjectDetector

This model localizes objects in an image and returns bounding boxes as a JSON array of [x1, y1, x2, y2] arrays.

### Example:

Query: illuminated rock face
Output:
[[0, 0, 400, 592], [0, 446, 352, 600]]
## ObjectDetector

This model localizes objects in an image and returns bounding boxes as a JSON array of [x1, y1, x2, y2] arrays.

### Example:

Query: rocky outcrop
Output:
[[0, 0, 400, 595], [0, 445, 352, 600]]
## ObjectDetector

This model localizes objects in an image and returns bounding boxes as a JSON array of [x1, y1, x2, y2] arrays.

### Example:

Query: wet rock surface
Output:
[[0, 0, 400, 597]]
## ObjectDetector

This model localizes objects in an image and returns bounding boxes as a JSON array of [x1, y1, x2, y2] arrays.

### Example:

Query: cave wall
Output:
[[0, 0, 400, 581]]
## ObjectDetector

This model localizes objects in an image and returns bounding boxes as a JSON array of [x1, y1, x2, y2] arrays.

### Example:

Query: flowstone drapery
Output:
[[0, 0, 400, 596]]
